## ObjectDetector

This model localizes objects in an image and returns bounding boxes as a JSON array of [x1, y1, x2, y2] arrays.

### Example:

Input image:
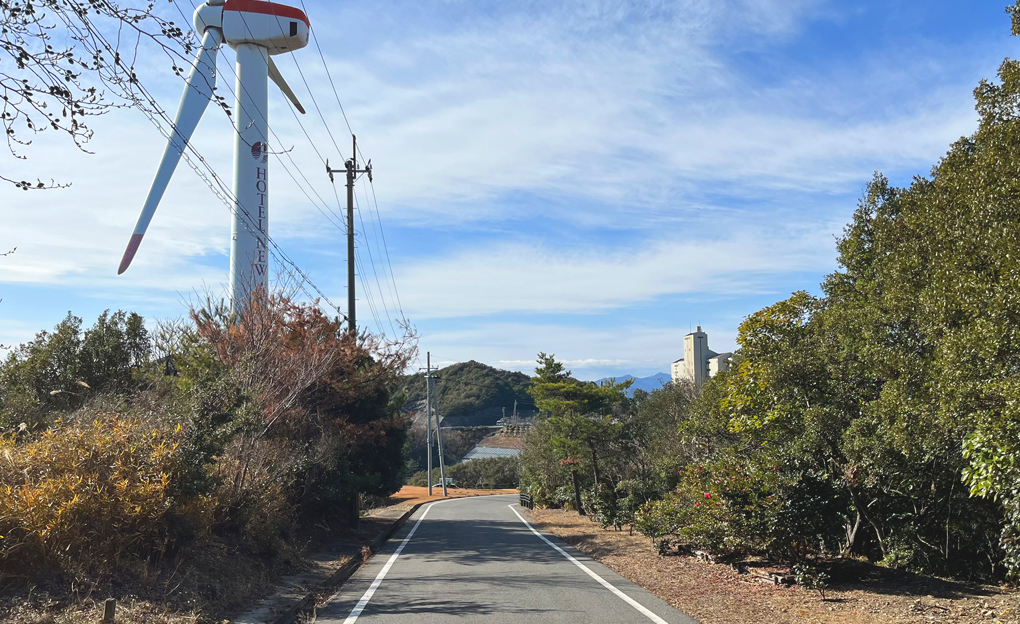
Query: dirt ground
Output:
[[524, 507, 1020, 624]]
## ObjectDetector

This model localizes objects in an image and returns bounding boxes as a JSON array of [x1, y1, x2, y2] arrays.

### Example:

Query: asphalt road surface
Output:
[[317, 494, 699, 624]]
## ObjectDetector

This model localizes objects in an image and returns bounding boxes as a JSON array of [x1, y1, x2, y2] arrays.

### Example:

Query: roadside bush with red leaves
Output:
[[189, 292, 414, 529]]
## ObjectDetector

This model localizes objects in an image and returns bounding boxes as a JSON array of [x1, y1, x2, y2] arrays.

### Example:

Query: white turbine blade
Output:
[[268, 57, 306, 114], [118, 28, 223, 274]]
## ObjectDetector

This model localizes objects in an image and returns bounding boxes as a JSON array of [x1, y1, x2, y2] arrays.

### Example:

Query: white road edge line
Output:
[[341, 499, 454, 624], [508, 504, 670, 624]]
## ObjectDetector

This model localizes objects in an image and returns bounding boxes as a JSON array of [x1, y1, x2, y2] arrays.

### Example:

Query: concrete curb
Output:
[[256, 502, 425, 624]]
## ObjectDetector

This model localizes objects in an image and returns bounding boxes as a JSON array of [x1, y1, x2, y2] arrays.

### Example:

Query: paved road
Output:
[[318, 494, 699, 624]]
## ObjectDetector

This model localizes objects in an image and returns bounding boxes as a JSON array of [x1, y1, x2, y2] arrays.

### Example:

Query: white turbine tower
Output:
[[118, 0, 310, 311]]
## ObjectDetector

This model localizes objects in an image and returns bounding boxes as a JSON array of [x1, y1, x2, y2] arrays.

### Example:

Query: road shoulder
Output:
[[523, 507, 1018, 624]]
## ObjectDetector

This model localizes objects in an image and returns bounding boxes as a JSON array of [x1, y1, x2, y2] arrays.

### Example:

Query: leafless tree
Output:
[[1, 0, 208, 189]]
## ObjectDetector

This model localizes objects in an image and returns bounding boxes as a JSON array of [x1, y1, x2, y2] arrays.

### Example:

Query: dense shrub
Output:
[[520, 357, 699, 522], [406, 456, 520, 489], [0, 310, 150, 430], [0, 413, 211, 575], [449, 456, 519, 489], [634, 459, 848, 560], [520, 418, 569, 506], [0, 293, 415, 582], [582, 485, 622, 530]]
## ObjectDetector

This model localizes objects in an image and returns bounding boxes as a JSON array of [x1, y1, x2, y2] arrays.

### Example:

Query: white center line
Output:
[[341, 499, 453, 624], [508, 504, 670, 624]]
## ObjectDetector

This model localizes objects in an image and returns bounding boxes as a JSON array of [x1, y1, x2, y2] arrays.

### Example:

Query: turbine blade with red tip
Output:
[[118, 28, 223, 274]]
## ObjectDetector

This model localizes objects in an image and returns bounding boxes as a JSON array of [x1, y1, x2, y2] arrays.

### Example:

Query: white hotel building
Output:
[[671, 326, 732, 385]]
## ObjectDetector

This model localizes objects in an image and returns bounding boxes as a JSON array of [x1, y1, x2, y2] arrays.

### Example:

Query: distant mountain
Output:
[[595, 372, 671, 397], [399, 360, 536, 427]]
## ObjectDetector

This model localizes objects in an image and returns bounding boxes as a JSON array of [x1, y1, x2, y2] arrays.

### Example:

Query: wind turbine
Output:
[[117, 0, 310, 311]]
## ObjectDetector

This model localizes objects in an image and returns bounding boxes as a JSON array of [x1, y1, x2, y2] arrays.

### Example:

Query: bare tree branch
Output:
[[1, 0, 204, 188]]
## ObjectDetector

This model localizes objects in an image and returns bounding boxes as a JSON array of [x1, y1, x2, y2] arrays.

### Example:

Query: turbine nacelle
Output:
[[195, 0, 310, 54], [118, 0, 309, 280]]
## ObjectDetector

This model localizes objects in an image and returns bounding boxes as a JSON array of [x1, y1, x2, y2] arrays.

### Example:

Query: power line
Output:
[[167, 0, 406, 335], [293, 6, 407, 332], [366, 179, 406, 321], [353, 182, 396, 336], [356, 179, 398, 334], [298, 0, 355, 138], [81, 8, 341, 314], [290, 1, 409, 333]]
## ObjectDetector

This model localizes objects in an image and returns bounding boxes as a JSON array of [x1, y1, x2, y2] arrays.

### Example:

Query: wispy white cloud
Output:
[[303, 0, 978, 224], [393, 223, 837, 319]]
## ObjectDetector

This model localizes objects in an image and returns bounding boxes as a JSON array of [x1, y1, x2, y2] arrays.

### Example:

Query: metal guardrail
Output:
[[519, 492, 534, 510]]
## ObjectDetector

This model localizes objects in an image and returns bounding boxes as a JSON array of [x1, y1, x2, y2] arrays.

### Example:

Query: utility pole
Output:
[[420, 352, 447, 497], [421, 352, 448, 497], [425, 352, 433, 496], [326, 135, 371, 337], [432, 372, 448, 496]]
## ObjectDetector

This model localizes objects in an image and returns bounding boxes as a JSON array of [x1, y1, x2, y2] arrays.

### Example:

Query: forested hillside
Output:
[[399, 360, 535, 426]]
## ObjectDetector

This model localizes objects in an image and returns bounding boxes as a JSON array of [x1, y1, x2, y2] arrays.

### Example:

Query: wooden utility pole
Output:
[[346, 135, 356, 337], [326, 136, 372, 337]]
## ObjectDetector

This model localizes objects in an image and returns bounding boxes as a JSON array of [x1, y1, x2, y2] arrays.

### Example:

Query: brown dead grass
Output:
[[387, 485, 518, 507], [3, 598, 202, 624], [525, 507, 1020, 624]]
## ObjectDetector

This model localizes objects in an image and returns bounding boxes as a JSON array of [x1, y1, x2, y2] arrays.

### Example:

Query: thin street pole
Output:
[[434, 374, 448, 496], [426, 351, 433, 496], [346, 135, 357, 338]]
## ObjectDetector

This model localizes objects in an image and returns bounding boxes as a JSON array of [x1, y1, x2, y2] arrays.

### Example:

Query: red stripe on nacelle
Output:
[[223, 0, 310, 27]]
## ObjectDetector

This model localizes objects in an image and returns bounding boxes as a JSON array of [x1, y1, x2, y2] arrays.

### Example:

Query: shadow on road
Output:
[[396, 515, 576, 567], [343, 597, 578, 618]]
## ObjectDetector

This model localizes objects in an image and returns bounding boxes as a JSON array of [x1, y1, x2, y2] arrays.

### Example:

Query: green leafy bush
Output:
[[793, 563, 829, 599], [406, 456, 520, 489], [635, 460, 848, 560]]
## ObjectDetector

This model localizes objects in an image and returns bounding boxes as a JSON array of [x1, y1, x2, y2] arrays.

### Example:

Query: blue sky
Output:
[[0, 0, 1014, 380]]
